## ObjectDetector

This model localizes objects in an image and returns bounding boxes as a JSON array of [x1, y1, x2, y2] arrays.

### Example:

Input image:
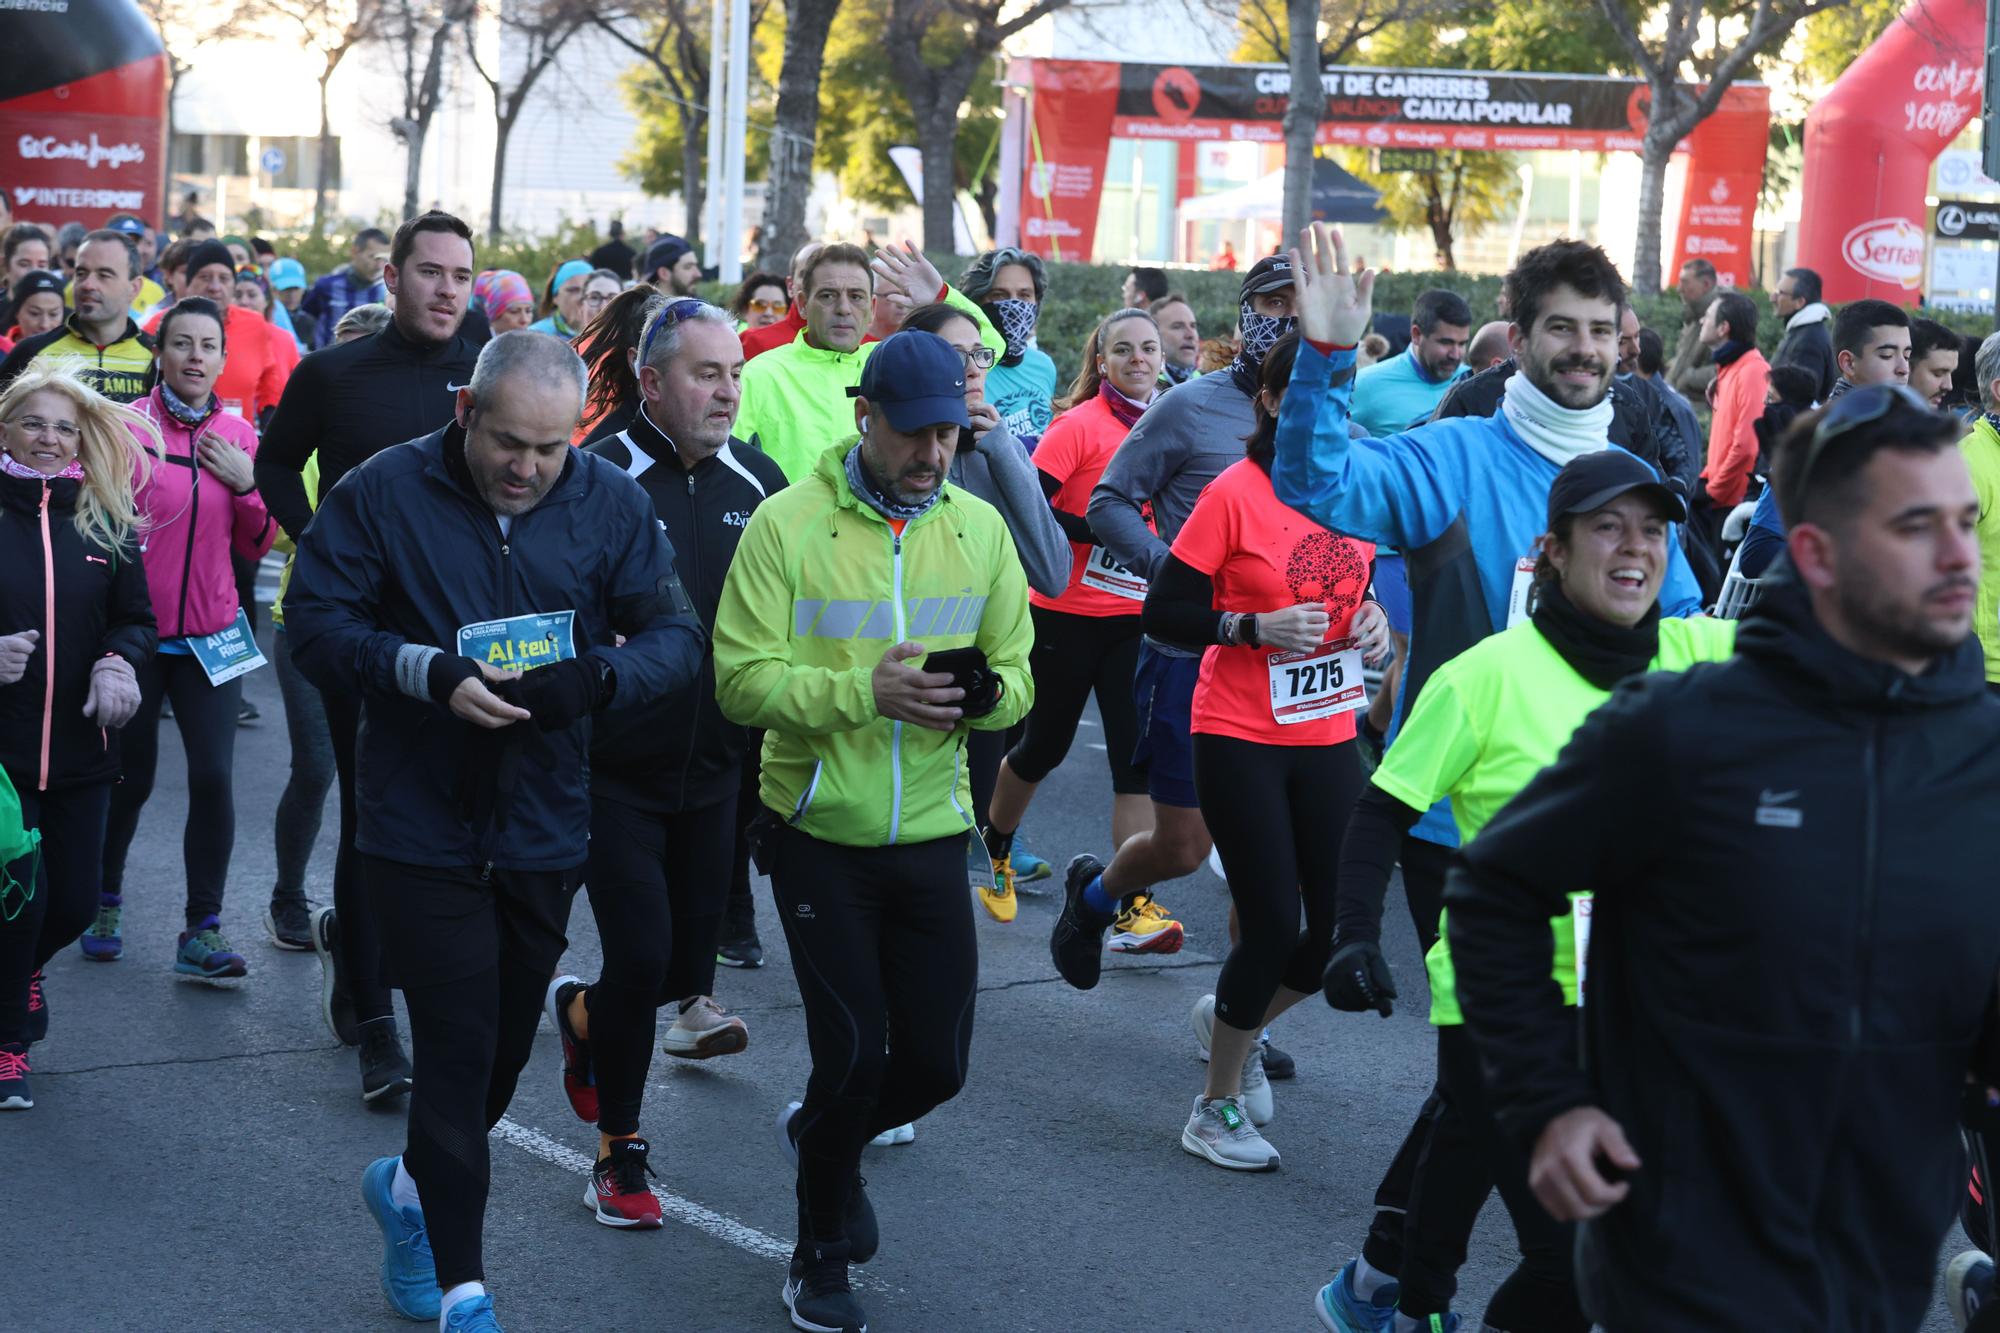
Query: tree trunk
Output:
[[974, 173, 998, 241], [682, 107, 705, 251], [488, 114, 513, 243], [1280, 0, 1321, 244], [918, 103, 960, 255], [401, 19, 454, 221], [1426, 184, 1455, 271], [761, 0, 842, 271], [313, 71, 335, 237], [1631, 108, 1675, 297]]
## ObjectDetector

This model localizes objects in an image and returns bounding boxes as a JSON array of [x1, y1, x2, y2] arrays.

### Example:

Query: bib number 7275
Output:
[[1267, 637, 1366, 725]]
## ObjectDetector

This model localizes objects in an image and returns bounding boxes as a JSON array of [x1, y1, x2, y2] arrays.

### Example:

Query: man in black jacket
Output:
[[544, 297, 787, 1229], [254, 210, 483, 1100], [1445, 384, 2000, 1332], [1770, 266, 1836, 401], [287, 329, 706, 1330]]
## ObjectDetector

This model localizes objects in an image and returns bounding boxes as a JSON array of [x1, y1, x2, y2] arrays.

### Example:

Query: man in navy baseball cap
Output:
[[844, 329, 970, 509]]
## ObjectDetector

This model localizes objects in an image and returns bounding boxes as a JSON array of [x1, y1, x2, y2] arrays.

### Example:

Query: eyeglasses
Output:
[[9, 415, 80, 442], [1796, 382, 1956, 500], [583, 290, 615, 308], [957, 345, 997, 371], [746, 298, 786, 315], [639, 297, 712, 365]]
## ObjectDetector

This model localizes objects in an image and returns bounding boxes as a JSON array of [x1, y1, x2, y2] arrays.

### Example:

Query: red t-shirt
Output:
[[1171, 459, 1375, 746], [1029, 394, 1152, 619], [740, 306, 806, 361]]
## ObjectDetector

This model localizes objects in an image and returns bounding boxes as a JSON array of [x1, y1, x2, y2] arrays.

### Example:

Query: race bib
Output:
[[1572, 893, 1594, 1006], [188, 608, 268, 686], [456, 610, 576, 672], [1080, 545, 1148, 601], [1505, 555, 1537, 628], [1267, 636, 1366, 725], [221, 398, 246, 420]]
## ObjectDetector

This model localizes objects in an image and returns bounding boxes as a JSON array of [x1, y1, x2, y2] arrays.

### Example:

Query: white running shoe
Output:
[[1191, 993, 1215, 1064], [1181, 1094, 1280, 1171], [868, 1123, 916, 1147], [1240, 1044, 1274, 1126], [661, 995, 749, 1059]]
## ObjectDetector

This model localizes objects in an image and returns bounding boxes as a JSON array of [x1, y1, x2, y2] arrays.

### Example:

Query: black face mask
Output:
[[1531, 578, 1660, 690]]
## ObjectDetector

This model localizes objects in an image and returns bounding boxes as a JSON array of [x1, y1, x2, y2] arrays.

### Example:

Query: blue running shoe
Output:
[[80, 894, 122, 961], [1315, 1258, 1399, 1333], [174, 915, 247, 983], [361, 1156, 441, 1321], [443, 1294, 504, 1331], [1011, 833, 1052, 885]]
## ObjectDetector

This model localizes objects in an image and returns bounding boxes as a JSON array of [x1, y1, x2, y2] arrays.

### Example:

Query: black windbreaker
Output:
[[1444, 570, 2000, 1332], [0, 471, 156, 793], [583, 409, 786, 812]]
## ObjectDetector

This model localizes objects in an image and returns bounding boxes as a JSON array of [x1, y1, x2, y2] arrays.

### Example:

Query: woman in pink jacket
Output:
[[92, 298, 276, 982]]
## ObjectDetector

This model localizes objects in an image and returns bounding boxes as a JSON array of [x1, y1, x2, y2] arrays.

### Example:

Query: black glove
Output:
[[1324, 938, 1397, 1018], [427, 653, 484, 707], [514, 656, 612, 732]]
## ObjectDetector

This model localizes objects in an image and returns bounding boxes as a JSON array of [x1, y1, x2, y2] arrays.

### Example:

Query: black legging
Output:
[[271, 628, 334, 903], [1004, 606, 1146, 794], [101, 653, 242, 926], [1195, 733, 1364, 1028], [324, 690, 393, 1024], [723, 738, 762, 939], [581, 791, 736, 1136], [765, 819, 977, 1244], [966, 720, 1027, 831], [0, 781, 111, 1043], [364, 854, 573, 1290], [1395, 1025, 1586, 1331]]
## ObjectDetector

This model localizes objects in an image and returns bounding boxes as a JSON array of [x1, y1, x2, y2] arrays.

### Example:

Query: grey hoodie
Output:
[[949, 418, 1072, 598]]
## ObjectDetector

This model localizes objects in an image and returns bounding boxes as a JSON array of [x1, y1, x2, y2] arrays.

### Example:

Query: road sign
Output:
[[1370, 147, 1437, 173], [260, 147, 286, 175]]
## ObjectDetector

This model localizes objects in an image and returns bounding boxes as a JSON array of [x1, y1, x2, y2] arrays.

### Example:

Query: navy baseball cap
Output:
[[1546, 450, 1686, 528], [106, 213, 148, 237], [1241, 253, 1294, 299], [849, 330, 971, 432]]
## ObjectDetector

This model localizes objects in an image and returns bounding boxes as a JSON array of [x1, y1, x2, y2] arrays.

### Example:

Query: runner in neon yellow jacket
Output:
[[712, 438, 1035, 848]]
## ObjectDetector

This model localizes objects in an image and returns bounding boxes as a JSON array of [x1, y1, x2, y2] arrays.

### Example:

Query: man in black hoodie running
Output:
[[1446, 383, 2000, 1332]]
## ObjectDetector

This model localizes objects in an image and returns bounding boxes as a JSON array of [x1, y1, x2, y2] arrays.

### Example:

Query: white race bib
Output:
[[1267, 636, 1366, 725], [1572, 893, 1594, 1006], [1080, 545, 1148, 601], [1505, 555, 1537, 628]]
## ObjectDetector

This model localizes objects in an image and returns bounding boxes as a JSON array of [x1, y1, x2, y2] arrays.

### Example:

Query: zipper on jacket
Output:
[[789, 760, 824, 825], [175, 436, 202, 636], [37, 484, 56, 792], [888, 529, 907, 845], [1851, 716, 1883, 1044], [676, 469, 703, 797]]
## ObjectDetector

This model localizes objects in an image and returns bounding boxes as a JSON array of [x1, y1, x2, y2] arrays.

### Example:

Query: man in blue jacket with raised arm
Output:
[[287, 330, 706, 1333], [1274, 224, 1702, 1333]]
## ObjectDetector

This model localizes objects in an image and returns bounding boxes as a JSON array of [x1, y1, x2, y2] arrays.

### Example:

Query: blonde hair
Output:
[[0, 365, 157, 553]]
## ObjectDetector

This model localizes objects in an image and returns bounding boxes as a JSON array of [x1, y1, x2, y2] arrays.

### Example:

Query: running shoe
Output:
[[266, 895, 313, 951], [0, 1043, 30, 1110], [784, 1242, 868, 1333], [360, 1022, 413, 1104], [1011, 832, 1053, 885], [238, 698, 261, 727], [777, 1102, 879, 1264], [977, 854, 1019, 923], [715, 930, 764, 968], [1191, 993, 1216, 1064], [869, 1123, 916, 1147], [174, 916, 248, 983], [1181, 1094, 1280, 1171], [661, 995, 749, 1059], [545, 974, 597, 1124], [1263, 1034, 1297, 1080], [80, 893, 121, 961], [1108, 893, 1184, 954], [26, 970, 46, 1044], [1050, 854, 1110, 990], [1949, 1249, 1995, 1329], [1240, 1044, 1274, 1125], [360, 1155, 441, 1321], [311, 905, 359, 1045], [1314, 1260, 1399, 1333], [583, 1137, 663, 1229], [442, 1294, 504, 1331]]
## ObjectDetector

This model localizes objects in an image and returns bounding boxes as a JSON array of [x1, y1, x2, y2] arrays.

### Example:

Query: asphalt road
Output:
[[9, 615, 1971, 1332]]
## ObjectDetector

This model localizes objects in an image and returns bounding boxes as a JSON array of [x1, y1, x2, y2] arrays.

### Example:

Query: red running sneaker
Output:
[[582, 1137, 662, 1229], [544, 974, 597, 1124]]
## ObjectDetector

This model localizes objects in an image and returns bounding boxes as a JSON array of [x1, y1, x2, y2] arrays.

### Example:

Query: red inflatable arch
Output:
[[1796, 0, 1984, 304]]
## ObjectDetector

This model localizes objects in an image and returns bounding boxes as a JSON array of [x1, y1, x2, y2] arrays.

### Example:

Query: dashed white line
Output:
[[1086, 742, 1107, 751]]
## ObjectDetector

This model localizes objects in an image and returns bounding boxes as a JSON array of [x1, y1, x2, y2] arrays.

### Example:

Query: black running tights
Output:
[[323, 689, 393, 1024], [0, 782, 110, 1043]]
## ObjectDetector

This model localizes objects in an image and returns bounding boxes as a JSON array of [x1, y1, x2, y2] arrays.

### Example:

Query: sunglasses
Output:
[[746, 298, 786, 315], [639, 297, 712, 365], [1796, 382, 1957, 500]]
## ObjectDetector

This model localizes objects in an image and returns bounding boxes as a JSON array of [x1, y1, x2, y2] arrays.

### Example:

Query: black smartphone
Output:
[[922, 646, 990, 696]]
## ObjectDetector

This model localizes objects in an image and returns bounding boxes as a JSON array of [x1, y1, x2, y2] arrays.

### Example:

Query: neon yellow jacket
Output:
[[1967, 415, 2000, 683], [735, 286, 1001, 483], [713, 441, 1035, 847]]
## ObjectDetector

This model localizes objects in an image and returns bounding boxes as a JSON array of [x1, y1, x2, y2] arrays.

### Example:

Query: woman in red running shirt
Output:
[[976, 308, 1162, 925], [1145, 331, 1387, 1171]]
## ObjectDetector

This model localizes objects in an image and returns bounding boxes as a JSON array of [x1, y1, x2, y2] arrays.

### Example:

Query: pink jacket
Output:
[[130, 388, 276, 639]]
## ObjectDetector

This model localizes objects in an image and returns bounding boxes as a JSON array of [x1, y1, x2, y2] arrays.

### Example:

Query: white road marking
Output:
[[1086, 743, 1107, 751]]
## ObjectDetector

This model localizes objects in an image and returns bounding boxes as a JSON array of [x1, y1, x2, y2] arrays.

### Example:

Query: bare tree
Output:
[[253, 0, 388, 234], [139, 0, 255, 199], [1601, 0, 1855, 294], [377, 0, 475, 222], [463, 0, 588, 241], [879, 0, 1072, 254], [761, 0, 842, 270]]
